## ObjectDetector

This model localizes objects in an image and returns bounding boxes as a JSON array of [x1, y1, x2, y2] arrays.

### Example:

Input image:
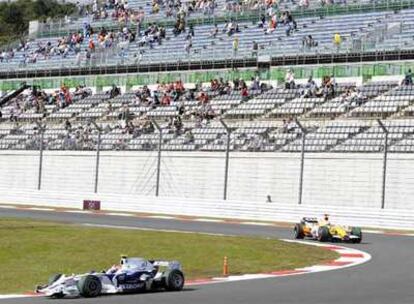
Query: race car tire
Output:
[[164, 269, 185, 291], [48, 274, 62, 285], [318, 226, 331, 242], [77, 275, 102, 298], [351, 227, 362, 243], [294, 224, 305, 239]]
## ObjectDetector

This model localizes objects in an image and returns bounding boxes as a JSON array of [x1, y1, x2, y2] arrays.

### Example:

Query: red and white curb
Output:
[[0, 240, 371, 299], [185, 240, 371, 286], [2, 204, 414, 237]]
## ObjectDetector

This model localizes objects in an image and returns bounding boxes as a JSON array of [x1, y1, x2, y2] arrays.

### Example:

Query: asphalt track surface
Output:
[[1, 208, 414, 304]]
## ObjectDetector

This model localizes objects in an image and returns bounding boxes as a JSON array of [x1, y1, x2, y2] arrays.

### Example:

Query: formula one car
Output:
[[36, 256, 185, 298], [293, 217, 362, 243]]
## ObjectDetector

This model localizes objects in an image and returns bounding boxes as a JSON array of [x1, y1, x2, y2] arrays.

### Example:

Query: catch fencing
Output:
[[1, 119, 414, 210]]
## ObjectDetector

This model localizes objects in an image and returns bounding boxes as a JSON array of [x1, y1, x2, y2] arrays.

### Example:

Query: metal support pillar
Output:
[[295, 119, 306, 205], [152, 120, 162, 197], [220, 119, 231, 201], [91, 120, 102, 193], [377, 119, 389, 209], [35, 121, 45, 190]]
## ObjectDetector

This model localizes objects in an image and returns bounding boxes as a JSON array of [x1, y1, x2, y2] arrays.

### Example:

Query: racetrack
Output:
[[0, 208, 413, 304]]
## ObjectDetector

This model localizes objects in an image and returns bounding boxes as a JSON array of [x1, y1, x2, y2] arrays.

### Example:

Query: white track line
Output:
[[65, 210, 92, 214], [2, 204, 414, 237], [81, 223, 230, 237], [104, 213, 135, 217], [364, 229, 385, 234], [147, 215, 176, 220], [27, 207, 55, 211], [240, 221, 275, 226], [193, 218, 224, 223]]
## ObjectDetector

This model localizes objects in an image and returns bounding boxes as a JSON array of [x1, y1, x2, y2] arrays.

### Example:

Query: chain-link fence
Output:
[[1, 118, 413, 210]]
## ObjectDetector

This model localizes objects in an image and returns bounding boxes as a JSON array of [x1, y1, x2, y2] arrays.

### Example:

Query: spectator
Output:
[[227, 20, 239, 36], [286, 117, 296, 133], [250, 76, 260, 90], [252, 40, 258, 57], [265, 13, 277, 34], [321, 75, 335, 99], [334, 33, 342, 51], [210, 24, 218, 38], [75, 51, 82, 66], [161, 93, 171, 105], [185, 36, 192, 54], [65, 119, 72, 131], [109, 84, 121, 98], [258, 14, 266, 28], [184, 130, 194, 144], [302, 35, 318, 50], [189, 24, 195, 37], [84, 47, 91, 65], [106, 100, 113, 115], [241, 86, 249, 101], [285, 69, 295, 89], [233, 37, 239, 56], [403, 69, 413, 85], [302, 76, 318, 98], [119, 103, 130, 121], [282, 119, 289, 133], [88, 39, 96, 52]]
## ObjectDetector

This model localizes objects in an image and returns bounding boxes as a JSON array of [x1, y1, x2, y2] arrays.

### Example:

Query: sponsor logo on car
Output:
[[120, 283, 144, 290]]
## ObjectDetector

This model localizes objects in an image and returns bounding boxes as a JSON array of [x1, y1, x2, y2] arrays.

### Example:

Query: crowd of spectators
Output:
[[74, 0, 350, 23], [7, 85, 92, 122], [299, 75, 337, 99], [258, 10, 297, 36], [337, 87, 367, 111], [226, 0, 351, 12], [284, 70, 337, 100], [7, 0, 363, 70], [153, 0, 216, 17], [0, 49, 15, 63], [62, 123, 96, 150], [5, 0, 336, 70], [77, 0, 216, 23], [3, 69, 386, 152]]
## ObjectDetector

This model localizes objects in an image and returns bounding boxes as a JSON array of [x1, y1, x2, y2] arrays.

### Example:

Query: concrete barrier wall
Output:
[[0, 150, 413, 224]]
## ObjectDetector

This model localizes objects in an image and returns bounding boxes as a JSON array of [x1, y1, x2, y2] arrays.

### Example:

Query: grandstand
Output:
[[1, 0, 414, 208], [1, 76, 414, 153], [2, 1, 413, 74]]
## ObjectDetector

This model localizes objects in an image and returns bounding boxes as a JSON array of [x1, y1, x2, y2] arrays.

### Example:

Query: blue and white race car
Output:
[[36, 256, 185, 298]]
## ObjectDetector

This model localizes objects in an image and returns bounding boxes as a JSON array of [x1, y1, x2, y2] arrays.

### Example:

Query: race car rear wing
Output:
[[150, 260, 182, 270], [302, 217, 318, 223]]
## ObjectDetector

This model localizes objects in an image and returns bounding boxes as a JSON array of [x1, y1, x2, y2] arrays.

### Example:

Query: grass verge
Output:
[[0, 218, 338, 293]]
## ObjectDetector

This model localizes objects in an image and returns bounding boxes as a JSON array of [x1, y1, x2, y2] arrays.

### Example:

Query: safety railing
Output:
[[2, 118, 411, 210]]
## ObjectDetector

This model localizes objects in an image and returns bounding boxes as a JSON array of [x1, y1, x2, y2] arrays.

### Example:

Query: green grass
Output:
[[0, 218, 338, 294]]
